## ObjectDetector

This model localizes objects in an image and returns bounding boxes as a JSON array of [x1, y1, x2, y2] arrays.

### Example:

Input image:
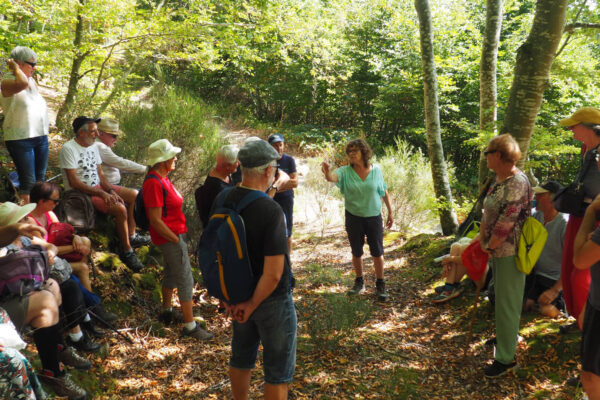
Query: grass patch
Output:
[[383, 366, 420, 398], [301, 263, 344, 287], [299, 293, 374, 351]]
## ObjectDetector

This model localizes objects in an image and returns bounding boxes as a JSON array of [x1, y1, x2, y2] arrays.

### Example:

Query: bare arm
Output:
[[382, 190, 393, 229], [0, 224, 46, 246], [231, 255, 284, 323], [321, 161, 338, 183], [573, 197, 600, 269], [1, 59, 29, 97], [147, 207, 179, 243], [278, 172, 298, 192]]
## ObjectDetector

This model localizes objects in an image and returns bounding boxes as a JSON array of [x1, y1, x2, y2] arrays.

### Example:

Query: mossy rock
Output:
[[131, 270, 158, 291], [95, 252, 125, 272]]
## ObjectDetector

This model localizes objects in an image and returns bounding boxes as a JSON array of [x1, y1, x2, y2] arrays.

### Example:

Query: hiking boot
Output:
[[483, 360, 517, 378], [58, 346, 91, 371], [567, 374, 580, 387], [376, 280, 388, 301], [90, 304, 118, 324], [37, 370, 87, 400], [159, 309, 184, 326], [130, 233, 151, 248], [434, 284, 446, 294], [182, 325, 214, 341], [82, 320, 104, 339], [120, 250, 144, 272], [347, 278, 365, 295], [432, 284, 464, 304], [66, 332, 101, 353]]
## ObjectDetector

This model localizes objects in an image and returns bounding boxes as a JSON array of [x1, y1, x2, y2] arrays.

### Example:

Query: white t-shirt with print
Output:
[[59, 139, 101, 190]]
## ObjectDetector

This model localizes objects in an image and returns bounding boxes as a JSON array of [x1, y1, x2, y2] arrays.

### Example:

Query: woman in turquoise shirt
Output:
[[321, 139, 393, 301]]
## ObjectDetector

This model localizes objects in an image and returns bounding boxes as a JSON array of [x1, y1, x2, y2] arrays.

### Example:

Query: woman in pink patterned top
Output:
[[479, 134, 532, 378]]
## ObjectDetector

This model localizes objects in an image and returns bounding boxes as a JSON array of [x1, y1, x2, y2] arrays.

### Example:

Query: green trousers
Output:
[[491, 255, 525, 364]]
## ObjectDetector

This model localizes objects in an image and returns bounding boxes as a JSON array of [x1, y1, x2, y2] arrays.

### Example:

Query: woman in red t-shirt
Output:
[[143, 139, 213, 341]]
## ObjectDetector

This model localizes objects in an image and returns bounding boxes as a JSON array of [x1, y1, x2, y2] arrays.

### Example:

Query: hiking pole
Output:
[[87, 307, 134, 344], [463, 284, 481, 358]]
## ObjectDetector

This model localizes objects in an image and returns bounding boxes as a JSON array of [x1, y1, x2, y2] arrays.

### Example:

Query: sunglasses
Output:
[[24, 61, 37, 68], [484, 149, 498, 156], [46, 198, 60, 205]]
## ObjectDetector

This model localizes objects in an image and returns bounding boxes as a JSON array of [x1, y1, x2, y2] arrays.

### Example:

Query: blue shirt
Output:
[[335, 164, 387, 218]]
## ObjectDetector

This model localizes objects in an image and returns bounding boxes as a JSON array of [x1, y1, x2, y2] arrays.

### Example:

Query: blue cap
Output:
[[268, 134, 284, 144]]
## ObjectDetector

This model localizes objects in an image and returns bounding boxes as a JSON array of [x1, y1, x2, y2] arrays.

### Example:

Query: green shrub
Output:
[[377, 139, 441, 234], [302, 293, 373, 350], [112, 84, 225, 245]]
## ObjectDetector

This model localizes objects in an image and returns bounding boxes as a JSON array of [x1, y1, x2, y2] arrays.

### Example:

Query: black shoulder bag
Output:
[[553, 148, 598, 217]]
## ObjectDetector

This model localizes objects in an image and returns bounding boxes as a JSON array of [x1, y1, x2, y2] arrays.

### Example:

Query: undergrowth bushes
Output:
[[301, 293, 373, 350], [377, 139, 441, 234], [112, 84, 225, 244]]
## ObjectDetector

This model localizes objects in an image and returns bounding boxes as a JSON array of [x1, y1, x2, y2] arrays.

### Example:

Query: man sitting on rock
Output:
[[523, 180, 568, 318], [95, 117, 147, 185], [59, 116, 145, 272]]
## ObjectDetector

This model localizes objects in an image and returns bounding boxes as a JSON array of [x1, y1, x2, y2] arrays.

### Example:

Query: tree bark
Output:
[[55, 1, 87, 131], [477, 0, 503, 189], [414, 0, 458, 235], [501, 0, 568, 164]]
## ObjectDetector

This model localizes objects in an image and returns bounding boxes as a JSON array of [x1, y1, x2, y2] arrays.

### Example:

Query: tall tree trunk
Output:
[[55, 1, 87, 131], [414, 0, 458, 235], [501, 0, 567, 163], [477, 0, 503, 189]]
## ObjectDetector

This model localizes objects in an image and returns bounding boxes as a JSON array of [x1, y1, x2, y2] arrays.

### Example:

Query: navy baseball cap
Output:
[[268, 133, 284, 144]]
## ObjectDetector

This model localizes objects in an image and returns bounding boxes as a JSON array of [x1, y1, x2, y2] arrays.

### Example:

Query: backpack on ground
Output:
[[134, 174, 167, 231], [55, 190, 95, 233], [196, 187, 268, 305], [0, 245, 50, 298], [516, 216, 548, 275]]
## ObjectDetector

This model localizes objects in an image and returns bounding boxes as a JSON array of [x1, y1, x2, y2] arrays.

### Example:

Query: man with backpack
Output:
[[208, 139, 296, 400], [59, 116, 145, 272]]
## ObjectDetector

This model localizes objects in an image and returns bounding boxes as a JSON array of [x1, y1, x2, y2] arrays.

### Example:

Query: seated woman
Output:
[[1, 204, 102, 354], [29, 181, 117, 324], [0, 306, 46, 400], [0, 204, 88, 399], [433, 236, 490, 304]]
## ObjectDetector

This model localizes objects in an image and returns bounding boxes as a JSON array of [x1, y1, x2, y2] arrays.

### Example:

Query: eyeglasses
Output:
[[346, 149, 359, 155], [47, 198, 60, 205], [484, 149, 498, 156], [24, 61, 36, 68]]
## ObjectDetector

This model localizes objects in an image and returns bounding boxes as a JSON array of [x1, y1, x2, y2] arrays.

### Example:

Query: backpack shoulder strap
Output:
[[235, 190, 269, 213]]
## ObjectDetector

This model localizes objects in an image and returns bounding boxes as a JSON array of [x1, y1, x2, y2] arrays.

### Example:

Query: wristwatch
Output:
[[269, 185, 278, 193]]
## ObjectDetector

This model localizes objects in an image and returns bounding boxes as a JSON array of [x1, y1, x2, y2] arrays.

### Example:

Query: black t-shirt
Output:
[[195, 176, 232, 227], [221, 187, 291, 298]]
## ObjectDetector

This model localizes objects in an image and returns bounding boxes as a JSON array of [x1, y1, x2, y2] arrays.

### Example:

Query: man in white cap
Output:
[[222, 139, 296, 400], [59, 116, 145, 272], [95, 117, 147, 185]]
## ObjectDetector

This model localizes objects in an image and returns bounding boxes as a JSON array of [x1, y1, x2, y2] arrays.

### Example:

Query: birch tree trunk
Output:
[[501, 0, 567, 163], [477, 0, 503, 189], [414, 0, 458, 235]]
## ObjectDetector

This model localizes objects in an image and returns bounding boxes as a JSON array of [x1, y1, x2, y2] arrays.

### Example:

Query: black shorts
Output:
[[582, 301, 600, 375], [525, 273, 565, 311], [344, 211, 384, 258]]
